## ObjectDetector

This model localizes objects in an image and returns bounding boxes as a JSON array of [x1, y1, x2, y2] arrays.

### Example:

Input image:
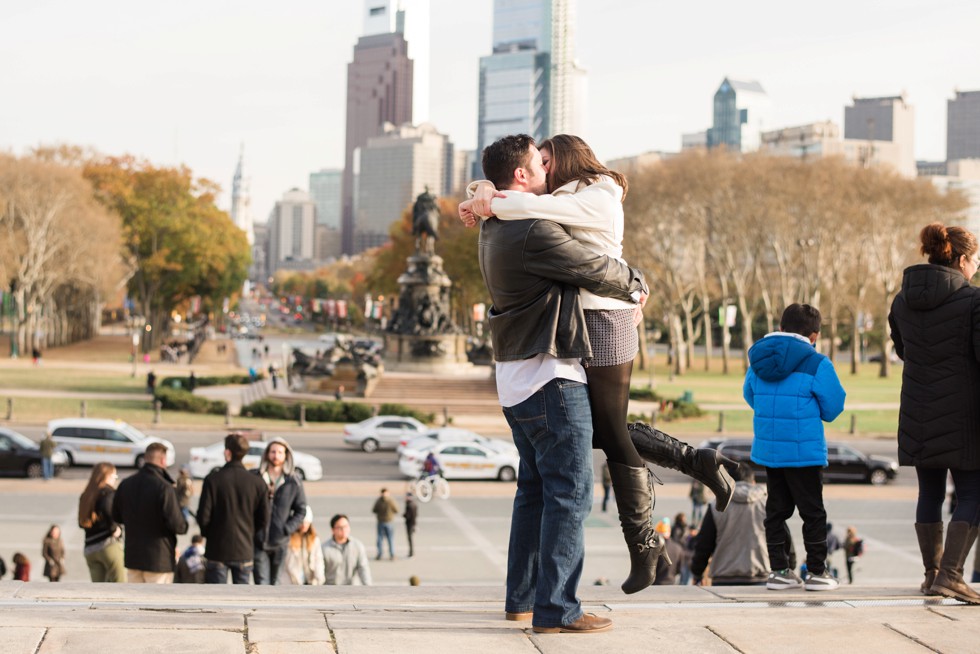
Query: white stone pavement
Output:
[[1, 582, 978, 654]]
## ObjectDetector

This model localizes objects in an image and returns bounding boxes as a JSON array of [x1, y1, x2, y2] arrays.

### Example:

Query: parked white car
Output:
[[47, 418, 175, 468], [188, 440, 323, 481], [343, 415, 429, 452], [399, 439, 519, 481], [397, 427, 495, 455]]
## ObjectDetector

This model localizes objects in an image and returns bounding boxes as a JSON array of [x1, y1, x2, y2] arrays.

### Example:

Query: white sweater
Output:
[[468, 176, 631, 311]]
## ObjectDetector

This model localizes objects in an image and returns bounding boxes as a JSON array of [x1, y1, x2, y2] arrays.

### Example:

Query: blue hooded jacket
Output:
[[743, 333, 846, 468]]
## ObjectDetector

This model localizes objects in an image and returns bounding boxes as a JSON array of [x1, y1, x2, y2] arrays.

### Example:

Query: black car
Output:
[[715, 438, 898, 485], [0, 428, 66, 478]]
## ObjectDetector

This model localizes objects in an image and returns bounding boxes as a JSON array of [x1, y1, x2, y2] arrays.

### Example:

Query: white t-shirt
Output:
[[495, 354, 587, 408]]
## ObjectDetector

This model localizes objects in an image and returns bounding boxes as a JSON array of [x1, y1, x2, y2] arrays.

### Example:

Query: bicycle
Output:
[[413, 474, 450, 503]]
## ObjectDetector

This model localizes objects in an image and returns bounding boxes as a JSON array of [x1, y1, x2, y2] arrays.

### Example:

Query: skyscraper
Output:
[[947, 89, 980, 161], [843, 94, 915, 177], [267, 189, 317, 274], [229, 145, 254, 245], [309, 169, 342, 229], [475, 0, 585, 176], [341, 1, 418, 254], [707, 78, 771, 152], [363, 0, 430, 123], [354, 122, 454, 252]]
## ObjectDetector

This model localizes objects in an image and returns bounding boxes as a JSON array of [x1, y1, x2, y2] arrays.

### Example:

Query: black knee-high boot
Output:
[[607, 461, 669, 594], [627, 422, 736, 512]]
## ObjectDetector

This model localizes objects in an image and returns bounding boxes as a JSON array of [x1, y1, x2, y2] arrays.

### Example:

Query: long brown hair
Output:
[[78, 462, 116, 528], [539, 134, 628, 200], [289, 525, 319, 550]]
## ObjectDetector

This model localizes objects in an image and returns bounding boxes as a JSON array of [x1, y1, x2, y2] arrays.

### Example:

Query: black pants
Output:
[[764, 466, 828, 574], [915, 466, 980, 525]]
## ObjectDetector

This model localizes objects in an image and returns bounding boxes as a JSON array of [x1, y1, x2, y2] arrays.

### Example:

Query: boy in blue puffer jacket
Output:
[[743, 303, 846, 591]]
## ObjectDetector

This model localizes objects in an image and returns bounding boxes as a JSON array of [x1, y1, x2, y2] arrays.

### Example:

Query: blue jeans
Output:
[[253, 545, 287, 584], [42, 457, 54, 480], [377, 522, 395, 558], [205, 560, 253, 584], [502, 378, 593, 629]]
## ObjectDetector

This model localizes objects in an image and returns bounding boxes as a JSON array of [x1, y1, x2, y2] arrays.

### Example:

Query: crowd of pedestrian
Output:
[[42, 433, 432, 587]]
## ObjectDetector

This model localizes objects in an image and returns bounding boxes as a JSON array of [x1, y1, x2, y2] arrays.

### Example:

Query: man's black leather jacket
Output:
[[479, 217, 647, 362]]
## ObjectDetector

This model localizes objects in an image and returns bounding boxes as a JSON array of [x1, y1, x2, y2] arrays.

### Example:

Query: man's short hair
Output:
[[224, 433, 249, 461], [191, 534, 204, 545], [733, 462, 756, 483], [330, 513, 349, 528], [780, 303, 821, 337], [145, 442, 168, 460], [481, 134, 535, 190]]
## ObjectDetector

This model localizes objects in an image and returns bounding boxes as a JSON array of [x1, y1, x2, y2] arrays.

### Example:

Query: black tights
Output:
[[585, 360, 644, 468]]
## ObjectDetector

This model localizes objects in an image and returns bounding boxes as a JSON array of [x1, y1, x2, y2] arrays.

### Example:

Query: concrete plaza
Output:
[[2, 581, 979, 653]]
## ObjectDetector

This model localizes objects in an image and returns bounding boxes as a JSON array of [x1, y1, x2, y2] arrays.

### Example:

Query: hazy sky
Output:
[[2, 0, 978, 219]]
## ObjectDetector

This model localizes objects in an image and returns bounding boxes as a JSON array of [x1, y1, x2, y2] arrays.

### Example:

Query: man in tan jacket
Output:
[[371, 488, 399, 561]]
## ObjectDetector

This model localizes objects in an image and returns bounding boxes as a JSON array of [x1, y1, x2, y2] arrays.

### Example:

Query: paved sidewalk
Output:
[[1, 582, 977, 653]]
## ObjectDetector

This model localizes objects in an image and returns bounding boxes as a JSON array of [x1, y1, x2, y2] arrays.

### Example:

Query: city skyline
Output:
[[2, 0, 979, 224]]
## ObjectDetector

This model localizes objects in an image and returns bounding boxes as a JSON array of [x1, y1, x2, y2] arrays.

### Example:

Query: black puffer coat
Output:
[[889, 263, 980, 470]]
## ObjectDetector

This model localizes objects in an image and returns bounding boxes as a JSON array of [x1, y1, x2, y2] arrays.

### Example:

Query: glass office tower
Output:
[[475, 0, 583, 176]]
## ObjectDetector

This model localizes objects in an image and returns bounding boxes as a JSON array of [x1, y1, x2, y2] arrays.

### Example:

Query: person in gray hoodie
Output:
[[691, 463, 772, 586], [252, 437, 307, 584]]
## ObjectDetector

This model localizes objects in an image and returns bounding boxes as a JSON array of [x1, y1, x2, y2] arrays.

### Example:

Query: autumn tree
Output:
[[83, 157, 250, 350], [622, 149, 967, 377], [0, 153, 125, 355]]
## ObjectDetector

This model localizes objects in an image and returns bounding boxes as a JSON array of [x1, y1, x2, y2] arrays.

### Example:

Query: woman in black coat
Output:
[[889, 222, 980, 604]]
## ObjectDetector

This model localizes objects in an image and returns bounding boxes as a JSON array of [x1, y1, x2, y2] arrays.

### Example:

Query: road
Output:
[[10, 423, 914, 487]]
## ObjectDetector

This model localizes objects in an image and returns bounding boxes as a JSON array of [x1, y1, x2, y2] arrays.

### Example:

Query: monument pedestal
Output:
[[383, 188, 473, 374], [384, 333, 473, 373]]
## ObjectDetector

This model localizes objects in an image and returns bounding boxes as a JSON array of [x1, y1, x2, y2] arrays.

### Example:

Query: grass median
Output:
[[630, 357, 901, 438]]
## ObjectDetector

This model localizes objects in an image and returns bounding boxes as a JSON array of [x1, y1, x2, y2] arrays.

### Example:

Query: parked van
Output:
[[47, 418, 175, 468]]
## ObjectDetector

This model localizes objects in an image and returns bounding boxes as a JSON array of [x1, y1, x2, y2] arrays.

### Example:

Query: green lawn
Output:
[[631, 356, 902, 438], [0, 368, 147, 394], [1, 396, 336, 432]]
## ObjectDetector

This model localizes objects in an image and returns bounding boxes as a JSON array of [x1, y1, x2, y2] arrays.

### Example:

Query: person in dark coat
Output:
[[889, 222, 980, 605], [111, 442, 188, 582], [175, 535, 207, 584], [196, 433, 270, 584], [78, 463, 126, 582], [13, 553, 30, 581], [404, 492, 418, 558], [653, 519, 683, 585], [252, 437, 306, 584], [42, 525, 66, 582]]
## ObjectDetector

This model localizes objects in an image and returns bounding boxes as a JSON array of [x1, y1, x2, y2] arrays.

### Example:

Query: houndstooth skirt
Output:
[[583, 308, 638, 368]]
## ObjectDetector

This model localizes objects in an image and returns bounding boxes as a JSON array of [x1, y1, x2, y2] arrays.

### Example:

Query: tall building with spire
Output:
[[475, 0, 586, 176], [341, 0, 429, 254], [229, 145, 254, 245]]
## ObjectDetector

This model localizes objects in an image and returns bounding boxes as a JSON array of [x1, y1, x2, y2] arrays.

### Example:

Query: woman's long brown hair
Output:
[[539, 134, 628, 200], [78, 462, 116, 529]]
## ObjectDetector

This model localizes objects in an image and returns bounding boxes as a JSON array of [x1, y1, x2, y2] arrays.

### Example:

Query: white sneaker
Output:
[[804, 570, 840, 591], [767, 568, 804, 590]]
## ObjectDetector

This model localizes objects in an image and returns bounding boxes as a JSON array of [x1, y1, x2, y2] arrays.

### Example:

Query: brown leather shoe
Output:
[[532, 612, 613, 634], [505, 611, 533, 621]]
